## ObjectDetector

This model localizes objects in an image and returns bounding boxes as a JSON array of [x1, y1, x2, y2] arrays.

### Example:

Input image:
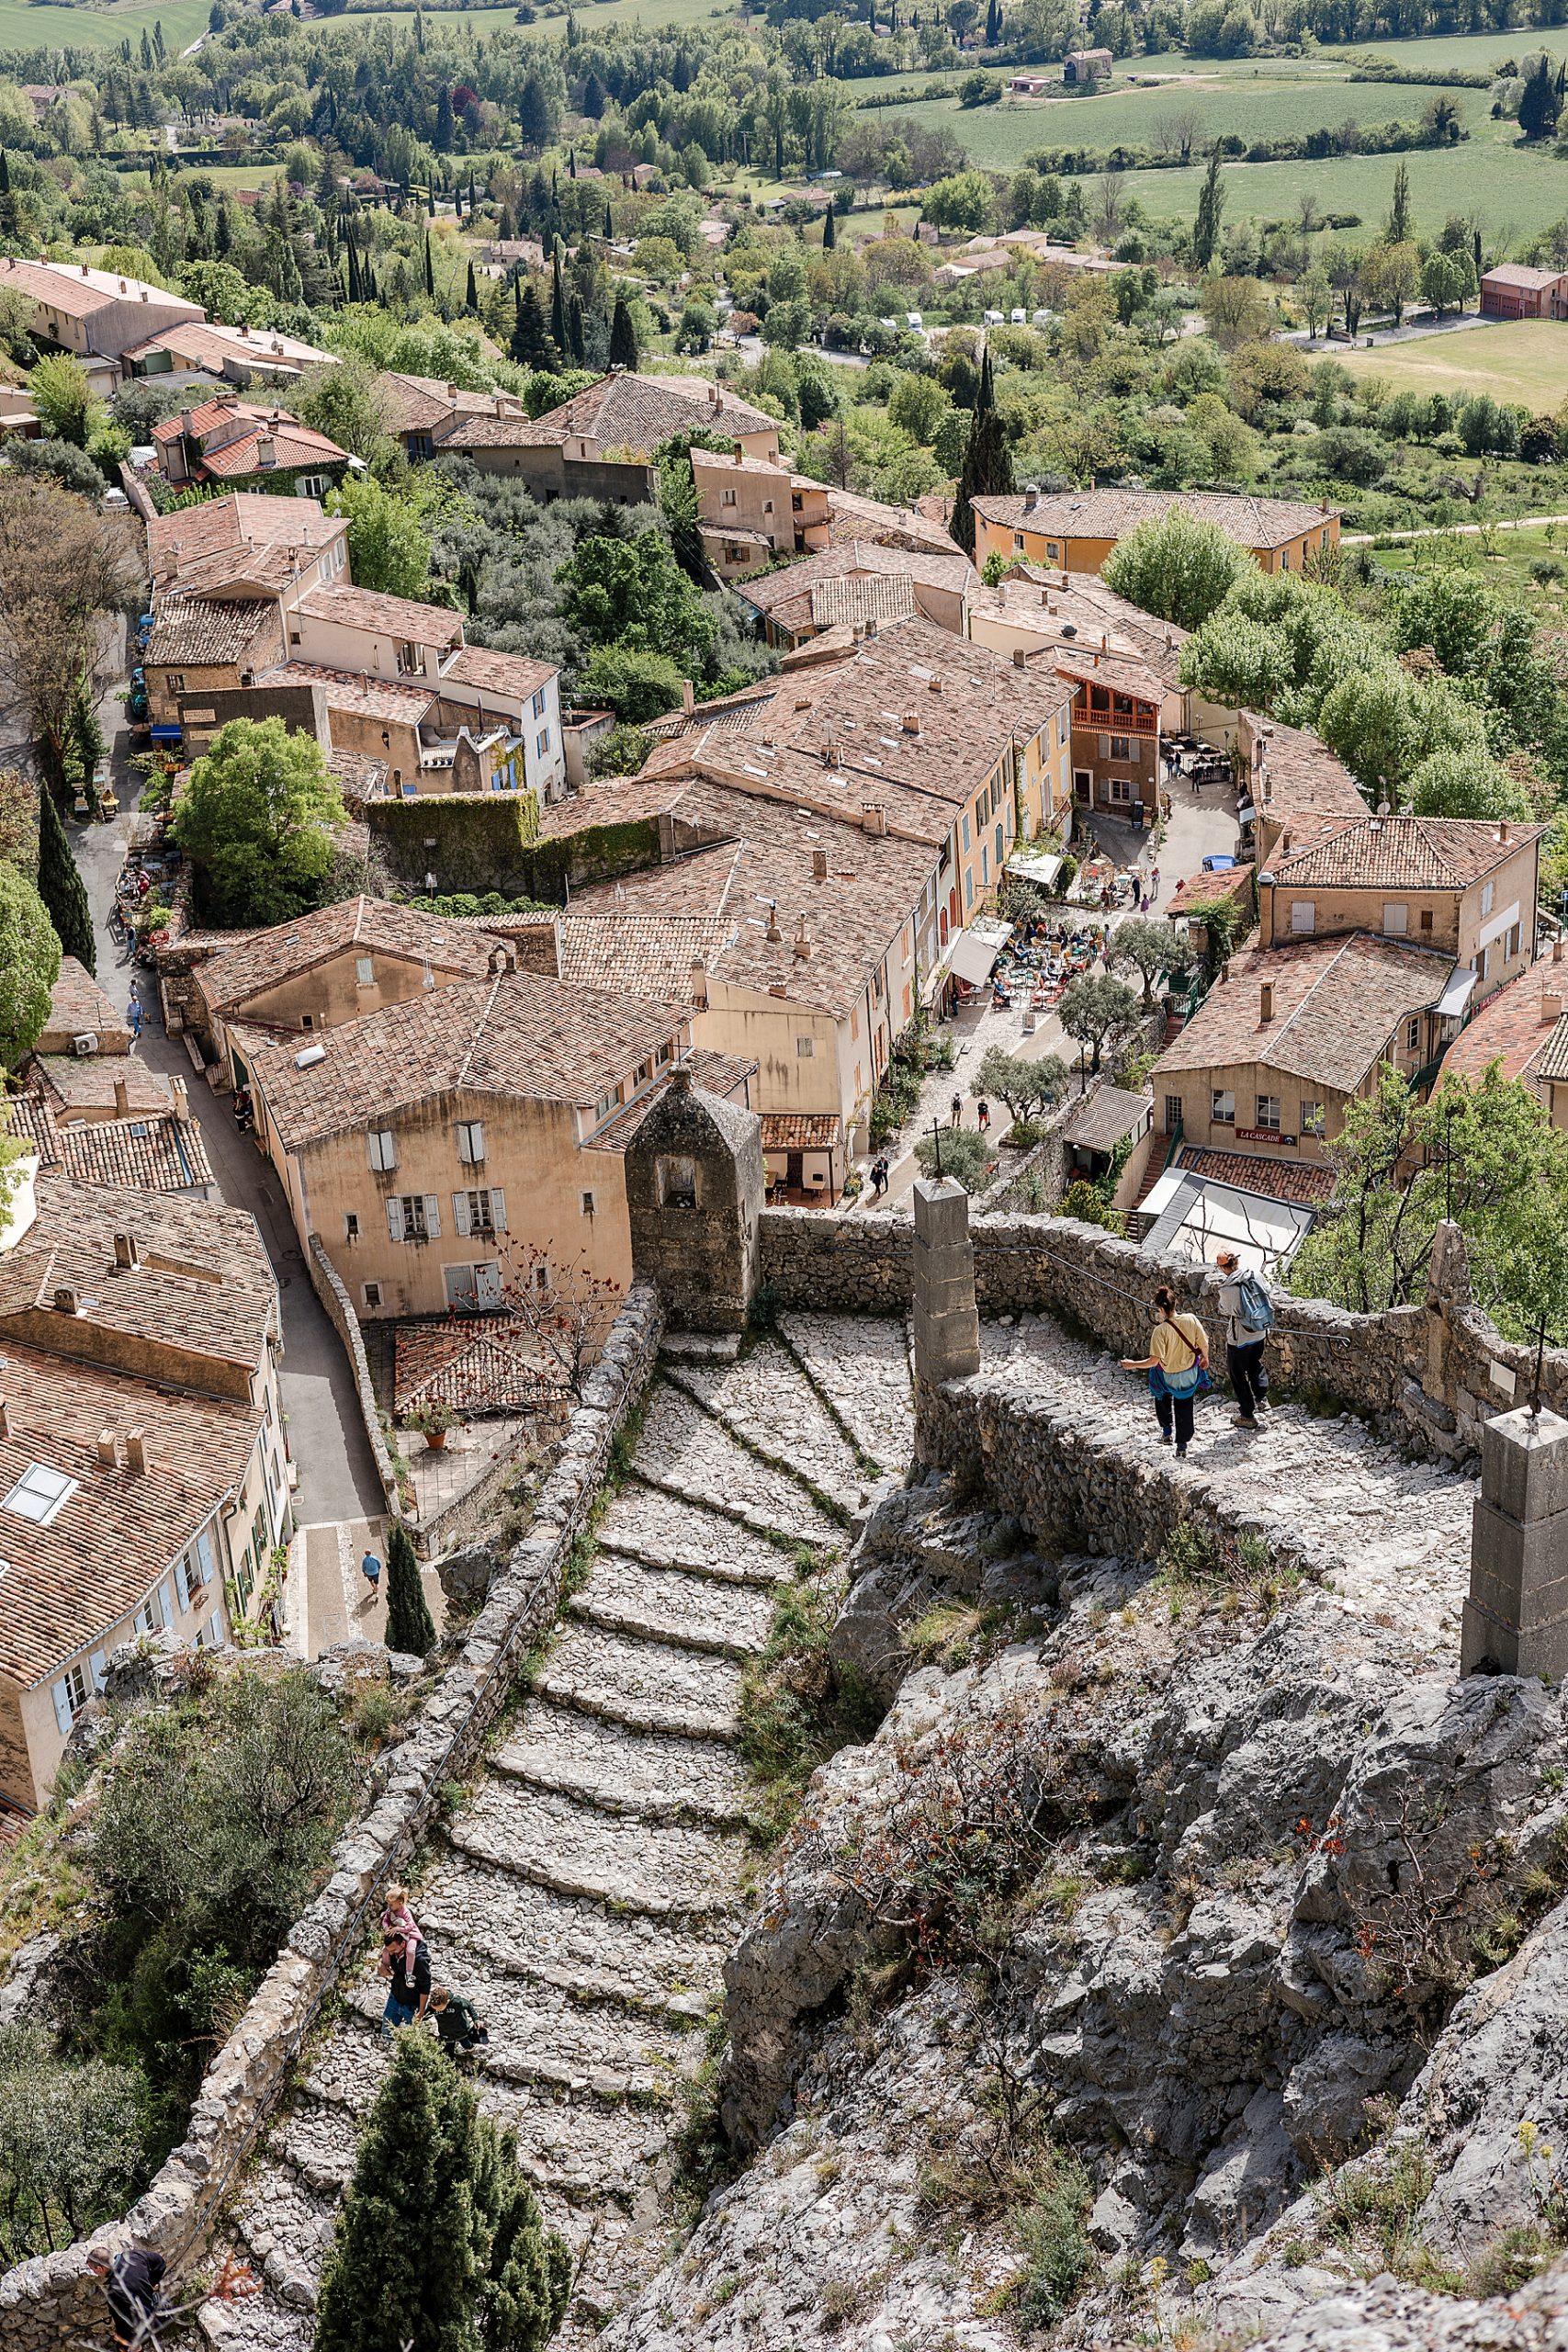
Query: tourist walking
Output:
[[361, 1548, 382, 1598], [950, 1091, 963, 1128], [125, 995, 142, 1046], [870, 1155, 889, 1198], [378, 1928, 432, 2034], [86, 2244, 168, 2350], [431, 1984, 488, 2060], [977, 1098, 991, 1134], [1122, 1286, 1209, 1460], [1213, 1248, 1273, 1429]]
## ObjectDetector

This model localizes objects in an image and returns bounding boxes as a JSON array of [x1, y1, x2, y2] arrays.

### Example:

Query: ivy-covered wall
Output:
[[368, 793, 664, 903]]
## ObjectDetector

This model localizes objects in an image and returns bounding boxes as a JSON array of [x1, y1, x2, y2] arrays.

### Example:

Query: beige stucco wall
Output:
[[1258, 842, 1539, 997], [212, 946, 479, 1048], [976, 514, 1340, 580]]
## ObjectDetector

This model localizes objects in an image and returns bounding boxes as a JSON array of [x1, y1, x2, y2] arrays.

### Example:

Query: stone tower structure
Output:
[[625, 1067, 764, 1332]]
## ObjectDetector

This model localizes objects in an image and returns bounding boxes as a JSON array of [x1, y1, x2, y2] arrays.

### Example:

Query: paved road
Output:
[[75, 729, 385, 1532], [1343, 513, 1568, 547]]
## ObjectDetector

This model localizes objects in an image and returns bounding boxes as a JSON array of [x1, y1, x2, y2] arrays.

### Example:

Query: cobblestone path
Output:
[[206, 1330, 905, 2351]]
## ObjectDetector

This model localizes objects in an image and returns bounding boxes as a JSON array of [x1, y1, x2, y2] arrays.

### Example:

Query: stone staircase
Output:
[[203, 1322, 908, 2351]]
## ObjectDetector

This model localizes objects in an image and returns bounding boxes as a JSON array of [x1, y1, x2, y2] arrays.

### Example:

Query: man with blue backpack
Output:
[[1213, 1249, 1275, 1430]]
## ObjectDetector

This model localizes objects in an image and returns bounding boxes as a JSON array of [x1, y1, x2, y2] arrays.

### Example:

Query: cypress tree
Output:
[[568, 147, 577, 178], [608, 288, 638, 370], [472, 2116, 571, 2352], [1387, 155, 1412, 238], [423, 233, 434, 299], [949, 345, 1012, 561], [36, 781, 95, 976], [567, 288, 586, 363], [985, 0, 999, 40], [385, 1521, 434, 1658], [465, 258, 478, 311], [1192, 144, 1224, 269], [511, 280, 556, 369], [468, 168, 477, 210], [345, 234, 361, 302], [822, 203, 835, 250], [604, 197, 613, 237], [549, 247, 567, 356]]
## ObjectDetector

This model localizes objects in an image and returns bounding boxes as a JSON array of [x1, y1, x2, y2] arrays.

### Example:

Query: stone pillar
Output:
[[624, 1067, 764, 1333], [1462, 1403, 1568, 1678], [912, 1176, 980, 1389]]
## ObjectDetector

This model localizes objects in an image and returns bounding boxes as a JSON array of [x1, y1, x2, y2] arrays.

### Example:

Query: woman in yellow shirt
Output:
[[1122, 1285, 1209, 1459]]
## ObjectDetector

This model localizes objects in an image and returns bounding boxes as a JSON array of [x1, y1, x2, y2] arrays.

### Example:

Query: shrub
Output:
[[1010, 2149, 1094, 2330]]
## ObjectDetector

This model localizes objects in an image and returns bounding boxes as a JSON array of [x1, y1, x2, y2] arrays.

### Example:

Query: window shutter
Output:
[[423, 1194, 441, 1238], [90, 1650, 106, 1693], [51, 1679, 72, 1736], [490, 1187, 506, 1233], [175, 1551, 191, 1610], [197, 1529, 216, 1587], [453, 1191, 471, 1237], [209, 1610, 223, 1649], [367, 1132, 379, 1171], [387, 1195, 405, 1241], [160, 1579, 175, 1628]]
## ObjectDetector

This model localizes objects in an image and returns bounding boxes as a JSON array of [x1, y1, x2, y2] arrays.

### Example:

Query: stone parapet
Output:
[[0, 1284, 662, 2352]]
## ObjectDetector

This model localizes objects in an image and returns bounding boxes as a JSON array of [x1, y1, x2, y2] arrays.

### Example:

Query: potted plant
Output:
[[409, 1398, 457, 1453]]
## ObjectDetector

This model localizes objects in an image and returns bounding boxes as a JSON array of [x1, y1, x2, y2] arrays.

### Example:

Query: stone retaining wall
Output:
[[0, 1285, 662, 2352], [759, 1206, 1567, 1465], [307, 1235, 403, 1516]]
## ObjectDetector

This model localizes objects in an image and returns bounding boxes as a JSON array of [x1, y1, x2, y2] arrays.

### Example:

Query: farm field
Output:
[[1337, 320, 1568, 408], [324, 0, 728, 32], [0, 0, 210, 49]]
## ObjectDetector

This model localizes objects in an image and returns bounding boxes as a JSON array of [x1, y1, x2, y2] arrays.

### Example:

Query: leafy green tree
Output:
[[1058, 973, 1142, 1073], [1386, 156, 1412, 241], [385, 1521, 435, 1659], [576, 645, 684, 723], [1103, 510, 1251, 632], [471, 2113, 572, 2351], [914, 1125, 991, 1193], [975, 1045, 1067, 1118], [1290, 1064, 1568, 1341], [923, 170, 994, 232], [608, 289, 639, 370], [558, 531, 716, 669], [1358, 239, 1419, 328], [35, 778, 94, 974], [0, 2023, 145, 2267], [0, 863, 60, 1068], [1191, 145, 1224, 270], [1517, 51, 1560, 139], [327, 475, 433, 600], [172, 718, 345, 928], [28, 355, 100, 449], [1407, 747, 1531, 821], [1297, 264, 1333, 338], [1106, 916, 1194, 1006], [295, 356, 390, 464]]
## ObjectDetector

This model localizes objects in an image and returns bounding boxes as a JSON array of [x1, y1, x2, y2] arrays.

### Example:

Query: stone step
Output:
[[658, 1331, 741, 1362], [779, 1309, 916, 1474], [229, 2158, 335, 2315], [450, 1778, 746, 1922], [491, 1698, 751, 1827], [418, 1852, 728, 2017], [536, 1621, 743, 1743], [570, 1551, 774, 1658], [635, 1382, 842, 1544], [198, 2249, 317, 2352], [595, 1483, 796, 1585], [663, 1340, 871, 1510]]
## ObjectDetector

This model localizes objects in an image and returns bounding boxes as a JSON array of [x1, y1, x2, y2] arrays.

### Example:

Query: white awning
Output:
[[1436, 966, 1479, 1020], [1006, 849, 1064, 891], [948, 927, 1006, 986]]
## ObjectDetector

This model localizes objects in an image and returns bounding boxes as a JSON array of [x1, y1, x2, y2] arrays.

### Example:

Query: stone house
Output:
[[733, 541, 976, 650], [1150, 932, 1468, 1174], [1064, 45, 1113, 79], [231, 969, 718, 1318], [1256, 814, 1543, 1002], [971, 486, 1340, 581], [147, 492, 350, 609], [434, 370, 783, 500], [143, 594, 286, 730], [377, 372, 527, 465], [122, 318, 334, 390], [0, 1173, 286, 1808], [151, 395, 354, 498], [1055, 639, 1164, 821], [1238, 712, 1368, 853], [0, 255, 204, 390]]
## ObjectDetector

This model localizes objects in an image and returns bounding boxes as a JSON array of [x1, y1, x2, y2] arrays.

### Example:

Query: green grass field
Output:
[[1337, 320, 1568, 407], [321, 0, 729, 33], [0, 0, 211, 51]]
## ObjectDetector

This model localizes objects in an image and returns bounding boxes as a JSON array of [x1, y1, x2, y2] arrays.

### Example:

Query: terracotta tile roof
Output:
[[123, 320, 330, 371], [568, 777, 938, 1020], [146, 595, 276, 669], [41, 959, 124, 1047], [974, 487, 1339, 551], [1166, 863, 1255, 921], [53, 1115, 213, 1194], [0, 1341, 259, 1688], [28, 1057, 174, 1121], [252, 662, 434, 725], [237, 971, 688, 1148], [1177, 1145, 1337, 1204], [520, 369, 779, 456], [0, 254, 201, 320], [586, 1050, 755, 1151], [735, 540, 973, 618], [1061, 1083, 1150, 1152], [1483, 265, 1566, 291], [1267, 814, 1543, 891], [810, 573, 917, 629], [977, 566, 1190, 689], [534, 774, 708, 838], [197, 895, 502, 1017], [645, 682, 781, 741], [194, 423, 348, 481], [1058, 643, 1167, 708], [147, 492, 344, 587], [557, 914, 726, 1001], [0, 1174, 276, 1377], [442, 644, 558, 704], [824, 488, 965, 556], [393, 1320, 552, 1415], [1154, 934, 1459, 1093], [295, 582, 464, 647], [1251, 721, 1366, 824], [1438, 954, 1568, 1093], [378, 373, 525, 435], [759, 1112, 840, 1152]]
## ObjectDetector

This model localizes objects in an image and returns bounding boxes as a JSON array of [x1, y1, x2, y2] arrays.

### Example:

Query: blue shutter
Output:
[[90, 1650, 107, 1692], [174, 1552, 192, 1611], [197, 1529, 216, 1588]]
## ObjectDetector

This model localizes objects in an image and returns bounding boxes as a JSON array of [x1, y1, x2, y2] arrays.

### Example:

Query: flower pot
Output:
[[424, 1429, 448, 1453]]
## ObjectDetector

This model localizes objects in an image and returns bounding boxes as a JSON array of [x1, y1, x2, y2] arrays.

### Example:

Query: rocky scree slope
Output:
[[603, 1319, 1568, 2352]]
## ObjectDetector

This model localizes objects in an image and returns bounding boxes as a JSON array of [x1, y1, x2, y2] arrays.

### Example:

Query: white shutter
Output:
[[174, 1552, 191, 1611], [197, 1529, 216, 1587], [51, 1679, 72, 1736], [470, 1121, 485, 1163], [90, 1650, 106, 1692], [490, 1187, 506, 1233], [160, 1579, 175, 1627], [387, 1195, 405, 1241], [453, 1191, 471, 1237], [423, 1194, 441, 1238]]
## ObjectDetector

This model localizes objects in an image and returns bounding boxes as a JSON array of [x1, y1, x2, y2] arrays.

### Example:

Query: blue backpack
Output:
[[1235, 1274, 1275, 1334]]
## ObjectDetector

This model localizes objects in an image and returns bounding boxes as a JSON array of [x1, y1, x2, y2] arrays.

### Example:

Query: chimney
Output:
[[690, 956, 708, 1009], [53, 1284, 79, 1315], [902, 712, 921, 735], [1260, 981, 1274, 1023], [1022, 484, 1038, 513], [255, 433, 276, 469], [766, 905, 782, 942], [1280, 829, 1292, 857], [681, 678, 694, 715], [708, 381, 721, 408], [1499, 820, 1510, 844], [1012, 647, 1026, 668], [928, 677, 943, 695], [113, 1075, 130, 1116], [171, 1076, 189, 1119], [125, 1430, 146, 1476], [446, 382, 457, 398], [240, 321, 250, 336], [794, 915, 812, 960], [1218, 960, 1230, 985], [863, 804, 886, 835], [812, 848, 829, 880], [1556, 937, 1564, 967], [1543, 985, 1564, 1025], [96, 1430, 116, 1467], [113, 1232, 140, 1271]]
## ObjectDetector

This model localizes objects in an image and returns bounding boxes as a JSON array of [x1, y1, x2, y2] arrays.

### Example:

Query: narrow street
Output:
[[76, 714, 385, 1537]]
